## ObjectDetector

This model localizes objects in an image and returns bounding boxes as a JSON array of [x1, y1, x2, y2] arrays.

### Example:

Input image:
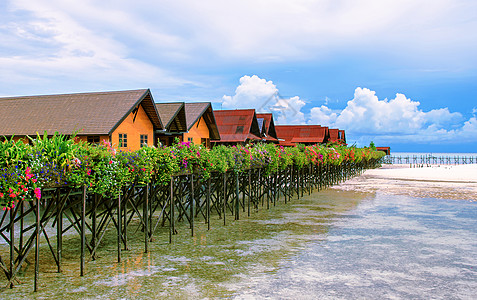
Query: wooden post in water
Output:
[[80, 186, 86, 276], [190, 174, 194, 236], [144, 183, 149, 253], [223, 172, 227, 226], [207, 178, 211, 230], [169, 177, 174, 244], [235, 172, 240, 220], [91, 193, 97, 261], [248, 169, 251, 217], [57, 189, 62, 273], [117, 191, 121, 263], [10, 204, 15, 289], [34, 196, 40, 292]]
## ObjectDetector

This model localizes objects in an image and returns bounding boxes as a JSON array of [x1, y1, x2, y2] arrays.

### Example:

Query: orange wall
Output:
[[75, 135, 110, 143], [111, 105, 154, 151], [183, 116, 210, 145]]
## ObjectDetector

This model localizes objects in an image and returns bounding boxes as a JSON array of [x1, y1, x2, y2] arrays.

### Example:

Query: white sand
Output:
[[332, 164, 477, 201]]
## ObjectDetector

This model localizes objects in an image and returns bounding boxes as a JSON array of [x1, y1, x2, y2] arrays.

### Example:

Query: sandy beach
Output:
[[332, 164, 477, 201]]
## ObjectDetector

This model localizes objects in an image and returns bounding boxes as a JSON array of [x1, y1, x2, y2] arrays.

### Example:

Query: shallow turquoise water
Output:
[[1, 189, 476, 299]]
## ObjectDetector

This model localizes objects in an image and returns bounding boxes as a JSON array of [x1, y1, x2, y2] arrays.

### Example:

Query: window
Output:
[[119, 133, 127, 148], [188, 137, 193, 143], [140, 134, 148, 147], [201, 138, 210, 148], [235, 126, 244, 133], [87, 136, 100, 144]]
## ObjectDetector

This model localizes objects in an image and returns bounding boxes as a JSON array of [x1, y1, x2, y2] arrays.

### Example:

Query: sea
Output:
[[2, 189, 476, 299]]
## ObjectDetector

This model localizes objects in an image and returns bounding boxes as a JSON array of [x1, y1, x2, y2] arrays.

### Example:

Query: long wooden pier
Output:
[[0, 159, 379, 292], [383, 155, 477, 165]]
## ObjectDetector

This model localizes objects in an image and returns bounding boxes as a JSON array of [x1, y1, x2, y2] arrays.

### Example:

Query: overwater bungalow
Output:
[[182, 102, 220, 149], [329, 128, 347, 144], [256, 113, 279, 143], [0, 89, 163, 151], [154, 102, 187, 146], [275, 125, 330, 146], [211, 109, 261, 146], [376, 146, 391, 155]]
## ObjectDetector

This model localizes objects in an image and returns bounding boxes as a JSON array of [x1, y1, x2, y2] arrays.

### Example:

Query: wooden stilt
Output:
[[80, 186, 86, 276]]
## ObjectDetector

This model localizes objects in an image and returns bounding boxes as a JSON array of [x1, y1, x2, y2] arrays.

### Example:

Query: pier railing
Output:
[[0, 159, 380, 292], [382, 155, 477, 165]]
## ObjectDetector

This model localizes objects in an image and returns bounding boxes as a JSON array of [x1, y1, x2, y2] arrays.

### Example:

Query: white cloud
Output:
[[225, 77, 477, 146], [0, 0, 194, 95], [310, 87, 476, 145], [222, 75, 305, 124]]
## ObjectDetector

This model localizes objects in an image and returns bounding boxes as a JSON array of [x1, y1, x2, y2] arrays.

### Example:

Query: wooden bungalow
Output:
[[329, 128, 347, 144], [339, 130, 346, 144], [256, 113, 279, 143], [275, 125, 330, 146], [154, 102, 187, 146], [376, 147, 391, 155], [211, 109, 261, 146], [0, 89, 163, 151], [182, 102, 220, 148]]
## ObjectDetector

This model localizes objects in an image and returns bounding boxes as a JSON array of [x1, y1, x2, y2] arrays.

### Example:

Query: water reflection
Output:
[[2, 190, 475, 299]]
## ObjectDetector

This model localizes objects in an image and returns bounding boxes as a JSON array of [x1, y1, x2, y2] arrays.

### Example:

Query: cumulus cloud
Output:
[[310, 87, 476, 145], [224, 76, 477, 146], [222, 75, 305, 124]]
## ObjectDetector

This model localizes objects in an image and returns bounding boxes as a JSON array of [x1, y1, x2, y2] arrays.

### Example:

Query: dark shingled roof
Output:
[[184, 102, 220, 140], [155, 102, 187, 133], [0, 89, 162, 136], [212, 109, 261, 143]]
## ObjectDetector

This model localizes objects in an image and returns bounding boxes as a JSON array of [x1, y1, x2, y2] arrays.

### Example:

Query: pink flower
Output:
[[25, 167, 33, 179], [109, 160, 113, 164], [34, 188, 41, 200]]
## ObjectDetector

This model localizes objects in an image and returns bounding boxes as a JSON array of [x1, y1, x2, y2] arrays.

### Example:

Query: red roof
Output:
[[329, 128, 339, 140], [339, 130, 346, 143], [275, 125, 329, 146], [376, 146, 391, 155], [256, 113, 278, 141], [212, 109, 261, 143]]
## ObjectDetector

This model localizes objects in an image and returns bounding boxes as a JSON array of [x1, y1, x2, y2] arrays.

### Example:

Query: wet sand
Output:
[[332, 164, 477, 201]]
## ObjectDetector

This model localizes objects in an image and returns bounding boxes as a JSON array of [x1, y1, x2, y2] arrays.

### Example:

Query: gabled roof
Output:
[[256, 113, 278, 141], [0, 89, 162, 136], [329, 128, 346, 143], [212, 109, 261, 142], [275, 125, 328, 146], [376, 146, 390, 155], [155, 102, 187, 133], [257, 118, 265, 134], [184, 102, 220, 140], [339, 130, 346, 143], [329, 128, 339, 140]]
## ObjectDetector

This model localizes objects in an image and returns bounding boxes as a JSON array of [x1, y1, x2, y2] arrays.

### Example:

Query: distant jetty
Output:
[[383, 154, 477, 165]]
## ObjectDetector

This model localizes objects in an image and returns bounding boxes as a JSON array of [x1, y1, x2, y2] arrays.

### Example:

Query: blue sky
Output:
[[1, 0, 476, 152]]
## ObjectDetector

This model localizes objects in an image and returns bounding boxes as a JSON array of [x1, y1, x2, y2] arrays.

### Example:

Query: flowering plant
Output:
[[1, 132, 385, 210]]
